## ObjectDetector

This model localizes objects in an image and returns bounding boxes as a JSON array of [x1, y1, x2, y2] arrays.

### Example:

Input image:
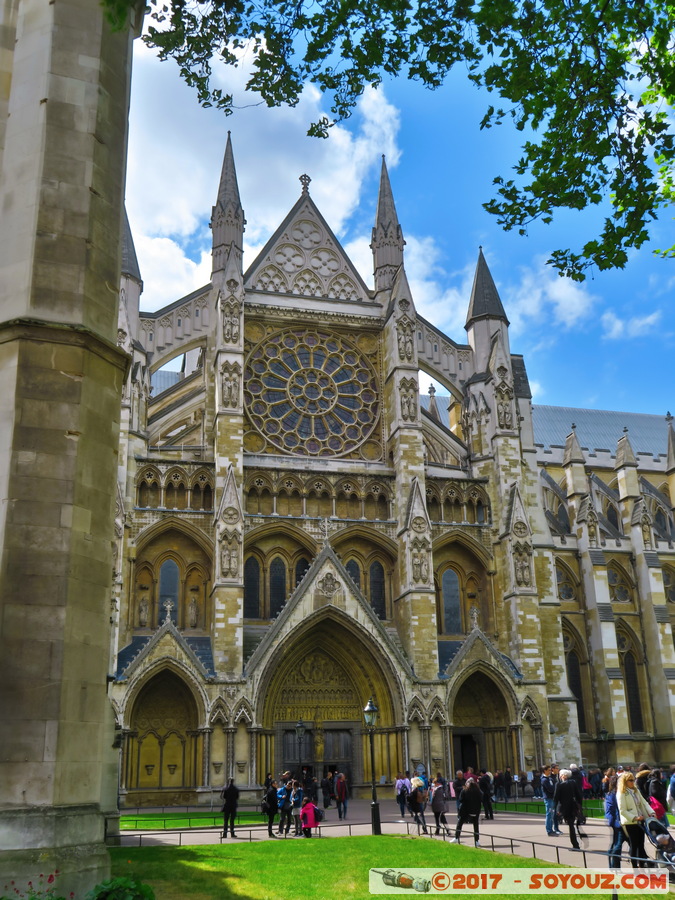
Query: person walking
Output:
[[493, 770, 505, 803], [453, 769, 466, 811], [617, 770, 653, 868], [648, 768, 669, 828], [450, 778, 483, 847], [604, 774, 629, 869], [430, 776, 450, 835], [408, 777, 429, 835], [321, 773, 333, 808], [553, 768, 583, 851], [541, 764, 562, 836], [264, 778, 278, 837], [220, 777, 239, 839], [395, 772, 411, 821]]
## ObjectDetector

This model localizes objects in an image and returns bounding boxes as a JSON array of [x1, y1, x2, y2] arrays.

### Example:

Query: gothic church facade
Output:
[[111, 137, 675, 806]]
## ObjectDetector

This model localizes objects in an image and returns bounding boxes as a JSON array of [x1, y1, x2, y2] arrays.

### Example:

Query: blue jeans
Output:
[[609, 825, 628, 868], [337, 797, 348, 819], [544, 797, 557, 833]]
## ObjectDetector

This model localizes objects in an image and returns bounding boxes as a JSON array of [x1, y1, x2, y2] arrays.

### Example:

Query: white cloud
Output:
[[134, 235, 211, 311], [601, 309, 662, 340], [504, 258, 596, 335]]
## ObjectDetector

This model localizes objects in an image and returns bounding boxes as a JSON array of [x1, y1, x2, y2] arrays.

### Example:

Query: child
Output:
[[300, 795, 320, 837]]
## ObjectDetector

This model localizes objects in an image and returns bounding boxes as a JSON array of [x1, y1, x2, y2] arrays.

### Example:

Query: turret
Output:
[[465, 248, 509, 372], [370, 156, 404, 293]]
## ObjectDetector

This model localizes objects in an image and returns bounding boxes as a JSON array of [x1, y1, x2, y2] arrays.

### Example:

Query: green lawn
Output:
[[120, 811, 263, 831], [110, 836, 664, 900]]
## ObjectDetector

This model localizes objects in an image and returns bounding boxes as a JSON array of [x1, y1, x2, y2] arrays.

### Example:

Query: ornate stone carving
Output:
[[411, 538, 430, 584], [318, 571, 340, 597], [513, 542, 532, 587], [219, 532, 240, 579], [396, 315, 415, 362], [400, 377, 418, 421], [220, 362, 241, 409], [138, 591, 149, 627], [221, 296, 241, 344]]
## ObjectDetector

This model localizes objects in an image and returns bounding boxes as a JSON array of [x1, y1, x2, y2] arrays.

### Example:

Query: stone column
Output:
[[0, 0, 137, 893]]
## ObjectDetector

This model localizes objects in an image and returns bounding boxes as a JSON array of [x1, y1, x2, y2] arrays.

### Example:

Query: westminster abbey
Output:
[[110, 136, 675, 806]]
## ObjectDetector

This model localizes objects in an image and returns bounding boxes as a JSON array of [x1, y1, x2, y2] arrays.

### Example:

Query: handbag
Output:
[[650, 796, 666, 819]]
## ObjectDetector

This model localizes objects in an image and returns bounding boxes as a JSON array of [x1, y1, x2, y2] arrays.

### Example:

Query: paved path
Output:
[[114, 798, 640, 871]]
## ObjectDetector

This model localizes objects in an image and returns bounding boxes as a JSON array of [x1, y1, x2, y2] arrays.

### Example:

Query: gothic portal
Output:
[[110, 137, 675, 805]]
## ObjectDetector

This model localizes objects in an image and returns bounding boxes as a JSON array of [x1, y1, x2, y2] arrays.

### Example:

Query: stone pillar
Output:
[[0, 0, 137, 892]]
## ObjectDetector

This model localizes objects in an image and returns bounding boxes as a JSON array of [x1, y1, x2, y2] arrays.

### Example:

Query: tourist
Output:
[[264, 778, 278, 837], [395, 771, 411, 821], [541, 765, 561, 836], [478, 770, 494, 820], [220, 777, 239, 839], [604, 774, 628, 869], [277, 780, 293, 836], [450, 777, 483, 847], [453, 769, 466, 810], [504, 767, 513, 802], [291, 779, 304, 835], [299, 795, 320, 837], [430, 776, 450, 835], [635, 763, 651, 800], [335, 772, 349, 820], [493, 769, 505, 802], [409, 776, 429, 834], [321, 772, 333, 808], [648, 768, 669, 828], [617, 771, 652, 868], [531, 768, 542, 799], [553, 768, 583, 851]]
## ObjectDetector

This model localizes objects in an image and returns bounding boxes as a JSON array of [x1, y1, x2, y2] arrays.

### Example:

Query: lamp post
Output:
[[295, 718, 305, 780], [364, 697, 381, 835], [598, 727, 609, 769]]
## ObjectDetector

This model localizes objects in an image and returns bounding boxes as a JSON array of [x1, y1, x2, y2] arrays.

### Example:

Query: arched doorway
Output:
[[257, 614, 403, 793], [122, 669, 202, 806], [451, 670, 513, 773]]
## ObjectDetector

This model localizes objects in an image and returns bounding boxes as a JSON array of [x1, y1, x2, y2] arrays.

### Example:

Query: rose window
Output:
[[244, 329, 380, 456]]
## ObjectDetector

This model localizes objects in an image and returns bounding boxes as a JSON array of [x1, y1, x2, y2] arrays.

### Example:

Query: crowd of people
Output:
[[221, 761, 675, 867]]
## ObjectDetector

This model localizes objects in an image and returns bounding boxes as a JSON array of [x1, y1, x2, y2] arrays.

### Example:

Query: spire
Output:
[[211, 132, 245, 274], [615, 429, 638, 469], [667, 415, 675, 474], [465, 248, 509, 329], [370, 156, 405, 292], [427, 384, 440, 422], [563, 426, 585, 466]]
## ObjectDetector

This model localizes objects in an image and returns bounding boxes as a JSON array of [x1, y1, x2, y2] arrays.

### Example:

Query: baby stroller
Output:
[[643, 817, 675, 880]]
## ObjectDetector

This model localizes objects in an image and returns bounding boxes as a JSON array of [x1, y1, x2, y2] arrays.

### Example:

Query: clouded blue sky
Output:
[[126, 41, 674, 416]]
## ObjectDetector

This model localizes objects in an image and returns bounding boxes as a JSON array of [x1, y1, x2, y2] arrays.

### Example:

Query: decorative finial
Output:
[[623, 426, 628, 434], [571, 423, 576, 430], [666, 411, 672, 423], [163, 599, 174, 623], [428, 383, 436, 397], [299, 174, 311, 194], [470, 606, 480, 630]]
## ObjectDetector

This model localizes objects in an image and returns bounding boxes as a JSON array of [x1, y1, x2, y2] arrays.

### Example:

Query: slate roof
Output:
[[122, 208, 142, 283], [532, 406, 671, 458]]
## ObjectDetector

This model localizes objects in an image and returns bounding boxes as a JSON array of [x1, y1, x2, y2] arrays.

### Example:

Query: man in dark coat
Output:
[[221, 777, 240, 838]]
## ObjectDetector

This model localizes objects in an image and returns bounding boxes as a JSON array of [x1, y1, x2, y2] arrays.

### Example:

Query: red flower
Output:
[[47, 874, 55, 884]]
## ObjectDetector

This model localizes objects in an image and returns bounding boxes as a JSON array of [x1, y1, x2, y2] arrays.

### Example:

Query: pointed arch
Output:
[[428, 697, 447, 724], [407, 697, 427, 724], [121, 657, 209, 729], [209, 697, 230, 727], [135, 515, 214, 558], [233, 699, 254, 725]]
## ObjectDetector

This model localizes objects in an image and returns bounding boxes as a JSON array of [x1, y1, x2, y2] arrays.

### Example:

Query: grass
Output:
[[110, 836, 665, 900], [120, 811, 264, 831]]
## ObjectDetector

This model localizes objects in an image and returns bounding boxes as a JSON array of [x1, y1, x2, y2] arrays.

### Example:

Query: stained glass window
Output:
[[244, 557, 260, 618], [623, 651, 644, 733], [442, 569, 462, 634], [370, 561, 386, 619], [159, 560, 179, 625], [295, 557, 310, 587], [244, 328, 379, 457], [566, 648, 586, 733], [345, 560, 361, 589], [270, 557, 286, 618]]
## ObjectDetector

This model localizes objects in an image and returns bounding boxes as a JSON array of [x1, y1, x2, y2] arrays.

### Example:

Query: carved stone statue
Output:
[[138, 594, 148, 628], [412, 551, 421, 582], [420, 550, 429, 583], [642, 518, 652, 549], [189, 596, 198, 628], [498, 399, 513, 429]]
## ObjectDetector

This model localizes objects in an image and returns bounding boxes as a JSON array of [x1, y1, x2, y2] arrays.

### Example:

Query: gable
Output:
[[244, 194, 371, 303]]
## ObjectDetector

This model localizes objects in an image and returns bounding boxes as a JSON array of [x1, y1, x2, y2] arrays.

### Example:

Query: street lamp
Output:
[[598, 727, 609, 769], [295, 718, 305, 780], [363, 697, 381, 835]]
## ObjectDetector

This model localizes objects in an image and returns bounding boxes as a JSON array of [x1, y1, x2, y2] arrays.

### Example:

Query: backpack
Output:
[[315, 805, 325, 822]]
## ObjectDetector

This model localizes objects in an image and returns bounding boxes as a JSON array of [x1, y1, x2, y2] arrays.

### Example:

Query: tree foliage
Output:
[[105, 0, 675, 280]]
